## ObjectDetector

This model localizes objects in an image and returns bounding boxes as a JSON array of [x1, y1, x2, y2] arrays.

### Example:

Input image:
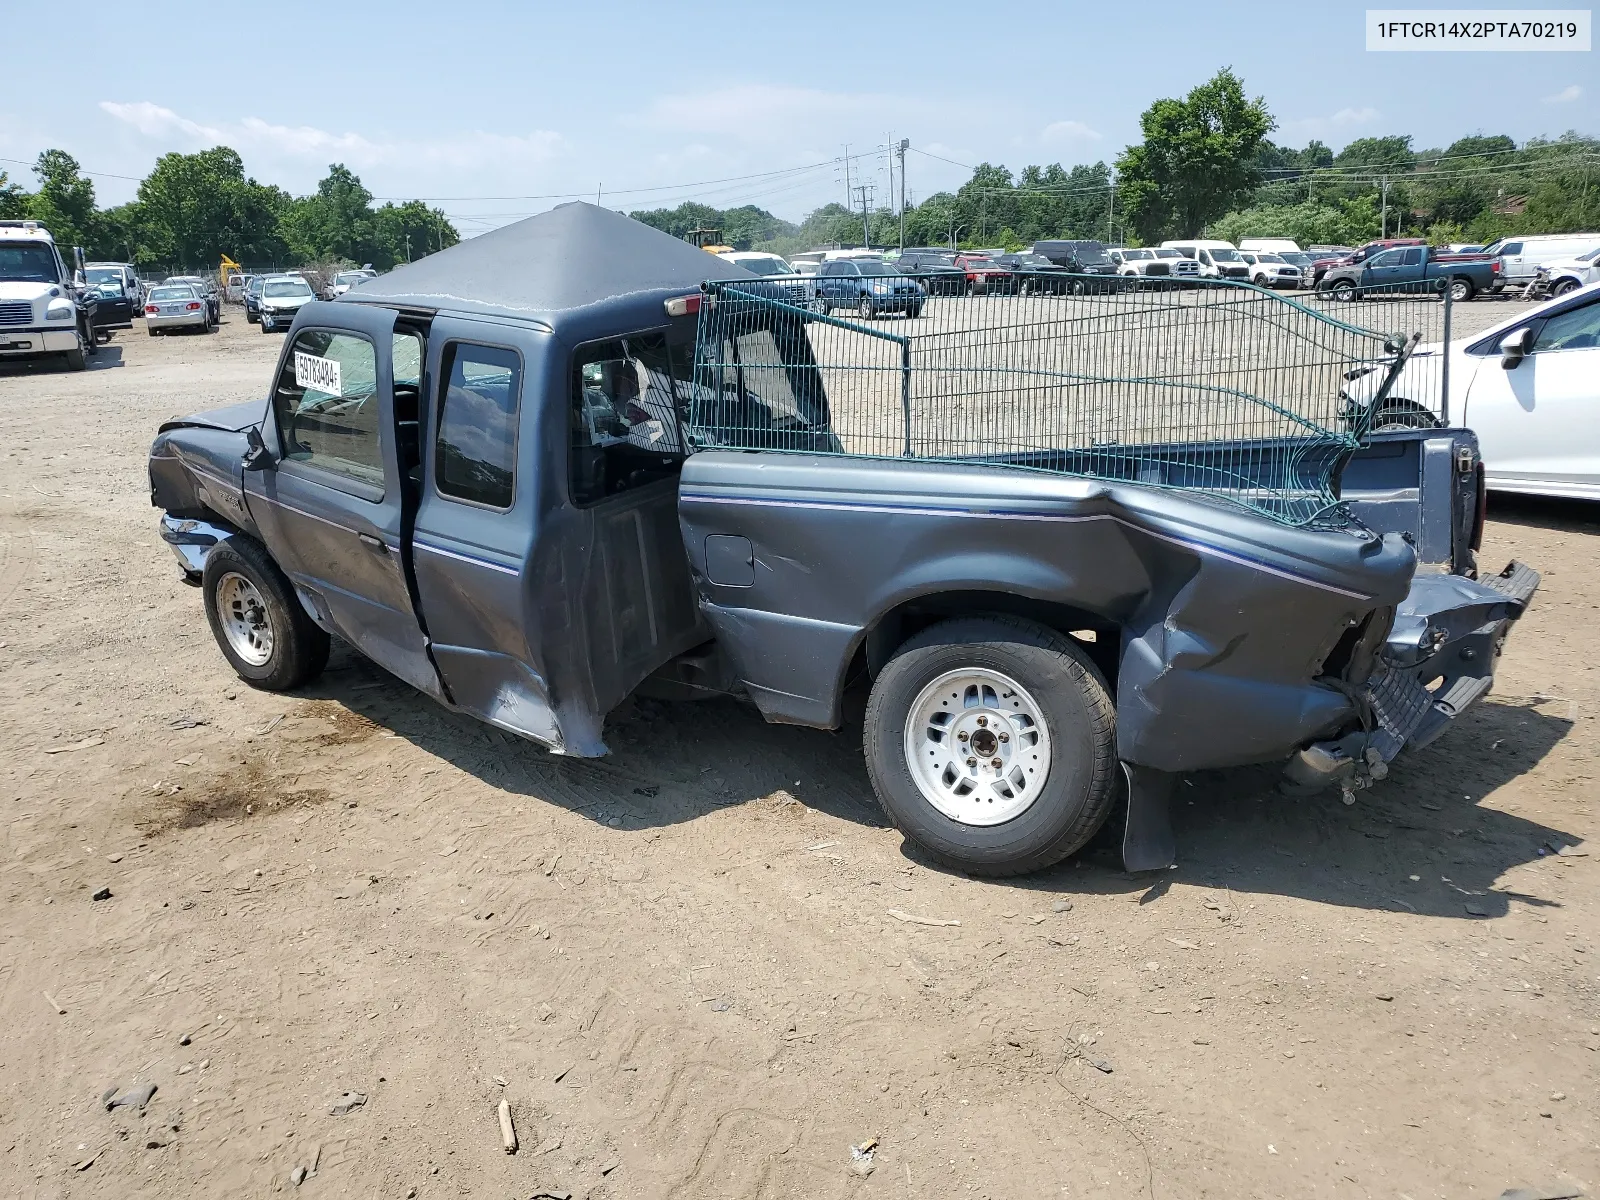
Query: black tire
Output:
[[1449, 277, 1475, 302], [1552, 278, 1579, 296], [1330, 280, 1358, 303], [1371, 400, 1442, 431], [147, 325, 158, 336], [1070, 279, 1087, 296], [863, 616, 1118, 877], [857, 296, 875, 320], [62, 333, 86, 371], [202, 537, 330, 691]]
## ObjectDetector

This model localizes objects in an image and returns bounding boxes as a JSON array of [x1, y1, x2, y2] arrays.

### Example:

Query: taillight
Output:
[[1491, 260, 1501, 273], [144, 304, 158, 314], [663, 293, 701, 318], [186, 302, 202, 311]]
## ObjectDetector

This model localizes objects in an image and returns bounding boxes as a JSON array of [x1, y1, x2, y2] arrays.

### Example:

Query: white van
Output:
[[1160, 239, 1250, 280], [1483, 233, 1600, 290], [1238, 238, 1302, 255]]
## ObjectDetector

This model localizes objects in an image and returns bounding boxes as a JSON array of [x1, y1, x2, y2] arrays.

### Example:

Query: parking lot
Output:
[[1, 311, 1597, 1197]]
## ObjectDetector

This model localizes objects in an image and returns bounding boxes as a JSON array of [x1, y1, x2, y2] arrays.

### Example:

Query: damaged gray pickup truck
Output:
[[149, 203, 1537, 876]]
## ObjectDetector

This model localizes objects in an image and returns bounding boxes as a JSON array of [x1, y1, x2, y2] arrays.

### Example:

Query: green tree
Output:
[[134, 147, 288, 268], [0, 170, 27, 220], [372, 200, 458, 268], [1115, 68, 1275, 241], [26, 150, 97, 249], [282, 164, 377, 262]]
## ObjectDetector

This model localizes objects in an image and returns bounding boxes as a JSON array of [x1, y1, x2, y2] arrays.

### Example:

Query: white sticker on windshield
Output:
[[294, 352, 342, 397]]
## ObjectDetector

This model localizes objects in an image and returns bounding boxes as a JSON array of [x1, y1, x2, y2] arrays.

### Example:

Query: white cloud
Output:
[[1040, 120, 1102, 144], [1280, 106, 1381, 141], [98, 100, 562, 178], [1542, 84, 1583, 104]]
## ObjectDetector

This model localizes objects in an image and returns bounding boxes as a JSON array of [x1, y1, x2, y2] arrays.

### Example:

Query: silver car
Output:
[[143, 284, 211, 335]]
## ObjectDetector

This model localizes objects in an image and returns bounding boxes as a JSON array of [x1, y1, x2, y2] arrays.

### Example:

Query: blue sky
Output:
[[2, 0, 1592, 234]]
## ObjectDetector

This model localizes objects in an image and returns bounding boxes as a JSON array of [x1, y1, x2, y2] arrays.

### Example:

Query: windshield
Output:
[[334, 272, 368, 286], [1256, 253, 1286, 264], [860, 263, 904, 275], [84, 267, 123, 285], [1210, 249, 1243, 262], [1120, 249, 1154, 260], [1075, 247, 1111, 265], [732, 256, 792, 276], [1153, 248, 1182, 259], [1012, 254, 1053, 267], [0, 243, 61, 284], [1577, 246, 1600, 262], [149, 287, 196, 301], [265, 280, 313, 298]]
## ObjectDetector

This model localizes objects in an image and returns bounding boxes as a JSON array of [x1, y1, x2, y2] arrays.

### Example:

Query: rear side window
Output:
[[272, 330, 383, 490], [435, 343, 521, 509], [570, 332, 691, 507], [1401, 248, 1422, 265]]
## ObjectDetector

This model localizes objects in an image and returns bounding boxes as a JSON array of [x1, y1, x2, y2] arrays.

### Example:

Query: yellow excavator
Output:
[[686, 228, 735, 255]]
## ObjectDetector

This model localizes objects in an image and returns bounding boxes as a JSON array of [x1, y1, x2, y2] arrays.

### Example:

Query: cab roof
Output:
[[341, 202, 754, 336]]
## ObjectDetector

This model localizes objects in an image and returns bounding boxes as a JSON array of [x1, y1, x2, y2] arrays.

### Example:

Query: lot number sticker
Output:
[[295, 352, 343, 397]]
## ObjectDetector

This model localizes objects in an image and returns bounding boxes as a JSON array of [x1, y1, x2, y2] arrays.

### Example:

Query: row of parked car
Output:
[[716, 227, 1600, 316]]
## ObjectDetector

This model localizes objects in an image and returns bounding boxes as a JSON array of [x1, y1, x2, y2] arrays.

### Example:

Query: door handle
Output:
[[359, 533, 389, 554]]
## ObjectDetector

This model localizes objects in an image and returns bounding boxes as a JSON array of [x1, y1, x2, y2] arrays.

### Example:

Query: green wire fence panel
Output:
[[691, 274, 1416, 528]]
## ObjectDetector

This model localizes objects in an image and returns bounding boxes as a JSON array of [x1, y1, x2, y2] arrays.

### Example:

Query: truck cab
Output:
[[148, 203, 1536, 878], [0, 221, 96, 371]]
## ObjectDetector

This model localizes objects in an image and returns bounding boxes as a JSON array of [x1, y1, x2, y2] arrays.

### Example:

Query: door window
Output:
[[1400, 248, 1422, 266], [1531, 300, 1600, 353], [1368, 250, 1400, 268], [272, 329, 384, 491], [1500, 242, 1523, 256], [435, 343, 521, 509], [570, 332, 691, 506]]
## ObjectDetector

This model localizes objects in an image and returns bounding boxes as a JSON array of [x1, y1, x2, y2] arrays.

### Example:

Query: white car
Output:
[[1539, 245, 1600, 296], [1109, 247, 1201, 284], [258, 275, 317, 333], [327, 269, 377, 298], [1240, 251, 1304, 290], [715, 251, 795, 276], [1344, 281, 1600, 499]]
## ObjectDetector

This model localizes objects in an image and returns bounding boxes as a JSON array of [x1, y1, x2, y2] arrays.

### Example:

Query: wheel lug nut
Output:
[[966, 758, 977, 768], [991, 758, 1002, 768], [957, 731, 969, 741], [976, 716, 987, 727], [998, 732, 1009, 742]]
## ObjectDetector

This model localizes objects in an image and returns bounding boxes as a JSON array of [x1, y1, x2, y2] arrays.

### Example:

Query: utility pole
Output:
[[1380, 176, 1389, 238], [896, 138, 909, 252], [843, 144, 852, 210], [853, 185, 875, 247], [1107, 181, 1115, 244], [405, 232, 411, 263]]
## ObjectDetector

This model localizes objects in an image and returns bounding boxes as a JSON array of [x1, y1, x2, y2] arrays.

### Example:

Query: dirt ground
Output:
[[0, 309, 1595, 1200]]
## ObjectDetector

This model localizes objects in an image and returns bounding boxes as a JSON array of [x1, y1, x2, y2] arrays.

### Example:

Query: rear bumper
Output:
[[147, 312, 208, 331], [1283, 560, 1539, 799]]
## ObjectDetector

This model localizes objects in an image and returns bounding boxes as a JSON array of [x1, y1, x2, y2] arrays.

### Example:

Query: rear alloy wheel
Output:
[[857, 296, 875, 320], [806, 297, 827, 315], [202, 537, 330, 691], [864, 616, 1117, 877], [1449, 277, 1475, 302]]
